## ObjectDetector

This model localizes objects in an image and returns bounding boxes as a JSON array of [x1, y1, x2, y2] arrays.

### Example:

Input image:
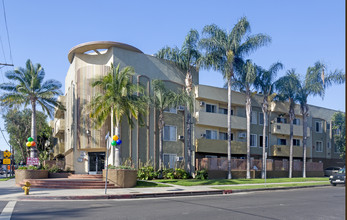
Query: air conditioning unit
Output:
[[201, 134, 206, 138], [199, 101, 205, 106], [238, 132, 246, 138], [177, 105, 185, 111], [178, 135, 184, 140]]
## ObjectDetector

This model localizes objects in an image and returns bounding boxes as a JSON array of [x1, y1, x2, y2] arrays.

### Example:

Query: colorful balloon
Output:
[[116, 139, 122, 145], [112, 135, 119, 141], [111, 140, 117, 146], [28, 137, 34, 142], [31, 141, 36, 147], [26, 142, 32, 147]]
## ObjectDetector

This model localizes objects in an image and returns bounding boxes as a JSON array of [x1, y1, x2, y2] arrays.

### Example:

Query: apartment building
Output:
[[193, 84, 344, 169], [52, 41, 198, 174], [52, 41, 343, 174]]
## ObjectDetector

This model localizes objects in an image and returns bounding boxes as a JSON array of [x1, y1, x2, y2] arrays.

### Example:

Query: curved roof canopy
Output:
[[68, 41, 143, 63]]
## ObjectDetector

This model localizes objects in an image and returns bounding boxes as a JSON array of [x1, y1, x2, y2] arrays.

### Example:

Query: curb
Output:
[[17, 184, 331, 201]]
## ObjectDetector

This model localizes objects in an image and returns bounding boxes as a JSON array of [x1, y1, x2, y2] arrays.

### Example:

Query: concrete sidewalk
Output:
[[0, 179, 331, 201]]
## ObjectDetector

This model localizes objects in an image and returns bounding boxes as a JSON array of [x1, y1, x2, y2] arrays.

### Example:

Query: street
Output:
[[0, 186, 344, 220]]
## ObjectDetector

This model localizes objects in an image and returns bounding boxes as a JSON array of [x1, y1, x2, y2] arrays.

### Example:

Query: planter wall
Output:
[[48, 173, 72, 178], [103, 169, 137, 188], [15, 170, 48, 186]]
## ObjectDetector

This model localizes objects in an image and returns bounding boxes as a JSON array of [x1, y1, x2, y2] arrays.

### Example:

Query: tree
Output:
[[155, 29, 201, 175], [0, 59, 63, 158], [331, 112, 345, 159], [88, 63, 148, 166], [296, 62, 345, 177], [254, 62, 283, 179], [3, 109, 53, 164], [152, 79, 190, 172], [233, 59, 257, 179], [275, 70, 301, 178], [199, 17, 271, 179]]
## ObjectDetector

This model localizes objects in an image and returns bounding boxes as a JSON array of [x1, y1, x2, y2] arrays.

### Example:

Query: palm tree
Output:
[[199, 17, 271, 179], [0, 59, 63, 158], [275, 70, 301, 178], [88, 63, 148, 166], [254, 62, 283, 179], [296, 62, 345, 177], [152, 79, 190, 172], [155, 29, 201, 175], [233, 59, 257, 179]]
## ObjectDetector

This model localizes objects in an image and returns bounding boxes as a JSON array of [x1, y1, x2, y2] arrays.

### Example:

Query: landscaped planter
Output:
[[15, 170, 48, 186], [102, 169, 137, 188], [48, 172, 72, 178]]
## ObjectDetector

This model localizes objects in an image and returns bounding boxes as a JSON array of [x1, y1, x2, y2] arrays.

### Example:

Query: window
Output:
[[326, 123, 330, 130], [293, 118, 300, 125], [250, 134, 257, 147], [163, 126, 177, 141], [206, 130, 217, 140], [293, 139, 300, 146], [259, 135, 268, 148], [164, 107, 177, 114], [316, 121, 323, 133], [259, 112, 264, 125], [277, 117, 287, 124], [206, 104, 217, 113], [163, 154, 177, 169], [277, 138, 287, 145], [251, 112, 257, 124], [316, 141, 323, 152], [218, 108, 227, 115], [219, 132, 233, 141]]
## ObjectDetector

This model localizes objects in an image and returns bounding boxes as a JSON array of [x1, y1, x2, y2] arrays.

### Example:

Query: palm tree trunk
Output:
[[261, 99, 268, 179], [227, 77, 232, 179], [115, 121, 120, 167], [246, 92, 251, 179], [289, 105, 295, 178], [185, 71, 192, 176], [302, 106, 308, 178], [30, 100, 37, 158], [158, 110, 164, 171]]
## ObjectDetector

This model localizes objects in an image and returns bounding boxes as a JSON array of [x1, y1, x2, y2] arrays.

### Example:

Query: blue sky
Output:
[[0, 0, 345, 151]]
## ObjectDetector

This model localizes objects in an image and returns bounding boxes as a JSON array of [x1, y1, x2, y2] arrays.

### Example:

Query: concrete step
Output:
[[68, 174, 103, 179]]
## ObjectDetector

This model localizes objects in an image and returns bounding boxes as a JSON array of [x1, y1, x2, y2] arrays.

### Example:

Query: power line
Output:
[[0, 128, 10, 148], [1, 0, 13, 65]]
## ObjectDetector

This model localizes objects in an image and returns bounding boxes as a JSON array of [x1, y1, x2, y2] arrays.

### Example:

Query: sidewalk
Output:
[[0, 179, 330, 201]]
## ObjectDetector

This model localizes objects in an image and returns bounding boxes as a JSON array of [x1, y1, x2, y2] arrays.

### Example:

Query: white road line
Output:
[[0, 201, 16, 220]]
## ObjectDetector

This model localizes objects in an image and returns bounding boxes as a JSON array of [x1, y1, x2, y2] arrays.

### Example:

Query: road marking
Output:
[[0, 201, 16, 220]]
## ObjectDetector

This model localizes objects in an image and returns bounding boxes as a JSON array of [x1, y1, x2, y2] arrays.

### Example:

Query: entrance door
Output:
[[88, 152, 105, 174]]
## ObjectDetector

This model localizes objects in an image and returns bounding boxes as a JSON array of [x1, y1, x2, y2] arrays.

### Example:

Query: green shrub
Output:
[[195, 169, 208, 180], [174, 168, 189, 179], [41, 164, 50, 170], [49, 165, 63, 173], [137, 165, 159, 180], [107, 164, 136, 170], [163, 168, 175, 179], [17, 166, 27, 170]]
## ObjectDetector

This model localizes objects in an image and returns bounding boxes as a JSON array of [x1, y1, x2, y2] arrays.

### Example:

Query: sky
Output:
[[0, 0, 345, 151]]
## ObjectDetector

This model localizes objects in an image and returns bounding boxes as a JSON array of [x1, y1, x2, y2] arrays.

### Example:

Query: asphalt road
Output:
[[1, 186, 344, 220]]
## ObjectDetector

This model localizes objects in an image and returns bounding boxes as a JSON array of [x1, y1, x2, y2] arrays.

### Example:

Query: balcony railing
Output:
[[195, 138, 246, 154], [270, 145, 311, 158], [271, 123, 310, 137], [195, 111, 246, 130], [53, 119, 65, 137]]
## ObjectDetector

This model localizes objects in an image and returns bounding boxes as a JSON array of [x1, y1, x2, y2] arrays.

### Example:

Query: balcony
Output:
[[195, 111, 246, 130], [53, 119, 65, 137], [54, 96, 66, 119], [271, 145, 311, 158], [195, 138, 246, 154], [271, 123, 310, 137]]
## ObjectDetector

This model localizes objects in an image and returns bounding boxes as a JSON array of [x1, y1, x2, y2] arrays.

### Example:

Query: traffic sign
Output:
[[3, 150, 11, 158], [3, 159, 10, 165]]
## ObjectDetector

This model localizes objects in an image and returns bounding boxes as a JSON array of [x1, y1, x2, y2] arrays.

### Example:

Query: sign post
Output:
[[104, 132, 110, 194], [3, 150, 11, 177]]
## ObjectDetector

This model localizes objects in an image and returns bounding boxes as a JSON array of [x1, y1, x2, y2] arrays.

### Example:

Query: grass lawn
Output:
[[213, 181, 330, 190], [0, 176, 15, 181], [152, 177, 329, 186], [135, 180, 172, 188]]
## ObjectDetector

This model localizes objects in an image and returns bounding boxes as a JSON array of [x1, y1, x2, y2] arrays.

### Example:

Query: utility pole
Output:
[[0, 63, 13, 67]]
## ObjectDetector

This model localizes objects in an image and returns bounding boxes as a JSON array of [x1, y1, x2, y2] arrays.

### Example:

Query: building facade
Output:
[[52, 41, 344, 174]]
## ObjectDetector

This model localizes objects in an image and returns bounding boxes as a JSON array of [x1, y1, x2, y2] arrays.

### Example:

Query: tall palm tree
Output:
[[152, 79, 191, 172], [0, 59, 63, 158], [255, 62, 283, 179], [199, 17, 271, 179], [155, 29, 201, 175], [275, 70, 300, 178], [296, 62, 345, 177], [88, 63, 148, 166], [233, 59, 257, 179]]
